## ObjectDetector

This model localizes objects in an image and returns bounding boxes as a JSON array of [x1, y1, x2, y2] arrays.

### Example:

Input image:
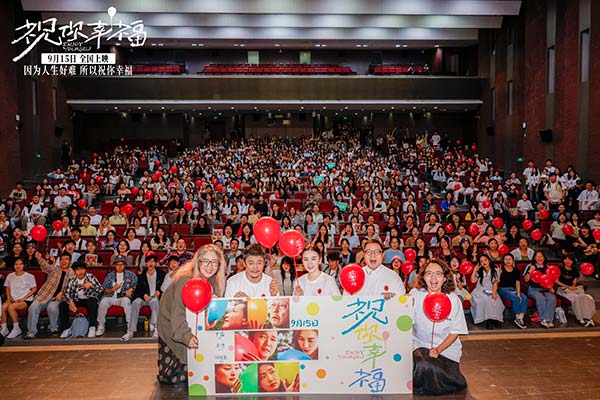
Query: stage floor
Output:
[[1, 332, 600, 400]]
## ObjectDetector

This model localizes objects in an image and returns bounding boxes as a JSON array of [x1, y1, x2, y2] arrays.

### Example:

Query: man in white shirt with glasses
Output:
[[350, 240, 405, 299]]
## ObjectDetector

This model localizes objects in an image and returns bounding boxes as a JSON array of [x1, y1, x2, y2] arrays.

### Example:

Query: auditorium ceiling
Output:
[[22, 0, 522, 49]]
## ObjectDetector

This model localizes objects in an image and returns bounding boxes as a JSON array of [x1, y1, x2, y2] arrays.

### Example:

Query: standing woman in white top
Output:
[[411, 258, 468, 396], [294, 247, 340, 296]]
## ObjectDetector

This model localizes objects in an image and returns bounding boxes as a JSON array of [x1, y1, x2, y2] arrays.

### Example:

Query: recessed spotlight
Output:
[[234, 44, 239, 47], [192, 109, 196, 112], [199, 112, 202, 115], [322, 106, 326, 109], [137, 107, 141, 109], [158, 43, 164, 46], [322, 44, 327, 47], [192, 43, 197, 47], [231, 106, 235, 109], [315, 44, 321, 47], [149, 109, 153, 112], [275, 44, 280, 47], [395, 44, 401, 48], [151, 43, 156, 46], [382, 109, 386, 112], [240, 44, 245, 47], [171, 109, 174, 112], [344, 106, 348, 109], [362, 44, 368, 48], [391, 106, 394, 110], [354, 112, 358, 115], [412, 106, 416, 109], [402, 44, 408, 48], [114, 106, 118, 110], [208, 106, 211, 109], [434, 106, 438, 109], [198, 43, 204, 46], [355, 44, 361, 48], [218, 112, 222, 115], [434, 44, 440, 48]]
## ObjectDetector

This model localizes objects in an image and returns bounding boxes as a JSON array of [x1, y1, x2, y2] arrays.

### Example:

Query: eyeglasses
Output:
[[364, 250, 383, 256], [424, 271, 444, 278], [200, 259, 219, 267]]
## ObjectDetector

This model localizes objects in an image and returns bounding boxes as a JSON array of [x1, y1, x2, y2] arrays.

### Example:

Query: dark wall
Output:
[[479, 0, 600, 180]]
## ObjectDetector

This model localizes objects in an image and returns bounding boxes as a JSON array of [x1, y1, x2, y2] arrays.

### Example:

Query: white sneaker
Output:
[[149, 324, 156, 332], [60, 328, 72, 339], [585, 319, 595, 327], [95, 324, 105, 336], [87, 327, 96, 338], [0, 327, 9, 337], [152, 329, 158, 338], [7, 326, 22, 339], [121, 331, 134, 342], [540, 320, 552, 329]]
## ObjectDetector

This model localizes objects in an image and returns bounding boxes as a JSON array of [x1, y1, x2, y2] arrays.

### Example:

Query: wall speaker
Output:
[[486, 126, 495, 136], [539, 129, 553, 142]]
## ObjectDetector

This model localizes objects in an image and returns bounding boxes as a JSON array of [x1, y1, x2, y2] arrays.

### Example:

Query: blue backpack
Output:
[[68, 314, 90, 339]]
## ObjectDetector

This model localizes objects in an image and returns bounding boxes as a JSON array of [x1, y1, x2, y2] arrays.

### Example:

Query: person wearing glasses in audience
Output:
[[348, 240, 405, 299]]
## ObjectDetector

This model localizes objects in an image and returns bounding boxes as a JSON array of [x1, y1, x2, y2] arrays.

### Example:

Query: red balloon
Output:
[[211, 178, 218, 185], [145, 190, 154, 200], [401, 261, 415, 276], [404, 248, 417, 262], [77, 199, 87, 208], [30, 225, 48, 242], [253, 217, 281, 249], [52, 220, 64, 231], [492, 217, 504, 229], [539, 274, 555, 289], [275, 193, 280, 199], [423, 292, 452, 322], [454, 184, 461, 190], [154, 160, 160, 167], [120, 137, 125, 142], [456, 140, 461, 145], [456, 158, 462, 164], [467, 158, 473, 164], [184, 201, 193, 212], [151, 173, 159, 182], [234, 182, 242, 189], [195, 180, 202, 188], [531, 229, 542, 241], [155, 170, 163, 177], [92, 152, 98, 158], [522, 219, 533, 231], [459, 261, 474, 275], [279, 230, 305, 257], [539, 209, 549, 219], [131, 187, 139, 195], [340, 264, 365, 295], [482, 200, 491, 209], [471, 145, 477, 151], [181, 278, 213, 314], [95, 176, 103, 184], [234, 333, 259, 362], [444, 224, 454, 233], [498, 244, 509, 256], [122, 204, 134, 215], [215, 184, 224, 192], [468, 224, 479, 237], [580, 262, 595, 276], [593, 229, 600, 241], [170, 166, 178, 174], [530, 270, 543, 283], [562, 224, 574, 236], [547, 265, 561, 280]]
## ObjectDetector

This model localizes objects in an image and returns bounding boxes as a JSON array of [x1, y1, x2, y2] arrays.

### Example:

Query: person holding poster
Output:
[[225, 244, 279, 298], [294, 246, 341, 296], [411, 259, 468, 396], [352, 240, 405, 298], [157, 244, 226, 384]]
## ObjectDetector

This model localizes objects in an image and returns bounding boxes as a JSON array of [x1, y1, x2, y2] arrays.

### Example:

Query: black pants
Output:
[[413, 347, 467, 396], [59, 298, 99, 330]]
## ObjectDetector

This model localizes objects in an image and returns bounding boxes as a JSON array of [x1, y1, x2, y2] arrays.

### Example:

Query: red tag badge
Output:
[[384, 285, 389, 292], [317, 288, 322, 294]]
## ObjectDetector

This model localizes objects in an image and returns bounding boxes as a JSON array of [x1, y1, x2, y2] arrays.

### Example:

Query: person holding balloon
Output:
[[411, 259, 468, 396], [224, 244, 279, 298], [523, 251, 557, 328], [349, 240, 405, 299], [294, 246, 340, 296], [555, 254, 596, 327], [157, 244, 226, 384], [497, 254, 528, 329], [470, 254, 505, 329]]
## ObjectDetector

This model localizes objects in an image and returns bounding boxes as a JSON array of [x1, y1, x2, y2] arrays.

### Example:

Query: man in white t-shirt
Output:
[[350, 240, 405, 299], [225, 244, 279, 298], [577, 181, 599, 211]]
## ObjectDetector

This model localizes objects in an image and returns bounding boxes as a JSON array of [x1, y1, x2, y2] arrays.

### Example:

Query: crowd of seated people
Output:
[[0, 127, 598, 342]]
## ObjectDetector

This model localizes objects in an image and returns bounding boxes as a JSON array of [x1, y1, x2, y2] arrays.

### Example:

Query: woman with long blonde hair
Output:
[[157, 244, 227, 385]]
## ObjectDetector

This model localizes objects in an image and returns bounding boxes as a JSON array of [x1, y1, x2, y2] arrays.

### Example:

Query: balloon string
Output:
[[269, 247, 273, 274], [431, 321, 435, 349], [194, 312, 198, 359]]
